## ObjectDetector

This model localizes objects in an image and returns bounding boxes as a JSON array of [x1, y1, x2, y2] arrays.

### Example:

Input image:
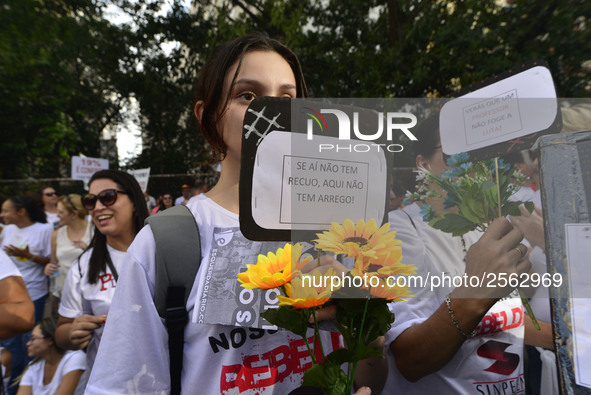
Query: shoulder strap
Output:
[[105, 251, 118, 282], [145, 204, 201, 395]]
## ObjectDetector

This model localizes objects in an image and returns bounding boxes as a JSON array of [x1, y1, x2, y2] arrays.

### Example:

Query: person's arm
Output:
[[56, 315, 105, 350], [390, 218, 530, 382], [55, 369, 84, 395], [15, 385, 32, 395], [45, 230, 60, 277], [55, 253, 105, 350], [0, 276, 35, 340], [525, 315, 554, 350], [3, 245, 50, 266]]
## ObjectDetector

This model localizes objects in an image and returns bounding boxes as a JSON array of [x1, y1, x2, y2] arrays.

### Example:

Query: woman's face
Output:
[[216, 50, 297, 162], [419, 145, 449, 177], [88, 178, 135, 242], [56, 202, 74, 227], [26, 325, 52, 358], [162, 194, 174, 208], [0, 200, 19, 225], [42, 188, 58, 207]]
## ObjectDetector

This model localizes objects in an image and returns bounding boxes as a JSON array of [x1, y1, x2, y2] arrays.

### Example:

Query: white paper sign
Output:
[[565, 223, 591, 389], [128, 168, 151, 193], [440, 66, 558, 155], [251, 131, 387, 230], [71, 156, 109, 182]]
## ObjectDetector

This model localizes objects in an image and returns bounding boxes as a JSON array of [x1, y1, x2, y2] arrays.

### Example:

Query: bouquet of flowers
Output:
[[405, 153, 534, 235], [404, 152, 539, 328], [237, 219, 417, 394]]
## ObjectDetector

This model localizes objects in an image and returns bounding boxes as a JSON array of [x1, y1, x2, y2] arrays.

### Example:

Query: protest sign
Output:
[[128, 168, 151, 193], [71, 156, 109, 189], [440, 60, 562, 160], [239, 97, 406, 241]]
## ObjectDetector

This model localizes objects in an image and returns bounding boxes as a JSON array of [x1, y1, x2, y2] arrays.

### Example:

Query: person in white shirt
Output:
[[38, 187, 60, 229], [1, 196, 53, 395], [55, 170, 149, 376], [384, 114, 539, 394], [86, 34, 377, 395], [0, 250, 34, 341], [174, 184, 191, 206], [43, 194, 92, 301], [16, 315, 85, 395]]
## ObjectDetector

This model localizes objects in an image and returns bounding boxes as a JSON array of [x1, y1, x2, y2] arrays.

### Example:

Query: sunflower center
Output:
[[343, 237, 369, 246]]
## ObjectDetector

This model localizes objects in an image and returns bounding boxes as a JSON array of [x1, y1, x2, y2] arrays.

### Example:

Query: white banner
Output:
[[128, 168, 151, 193], [71, 156, 109, 186]]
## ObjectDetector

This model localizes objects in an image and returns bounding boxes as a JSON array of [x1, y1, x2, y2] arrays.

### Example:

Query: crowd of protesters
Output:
[[0, 175, 208, 395]]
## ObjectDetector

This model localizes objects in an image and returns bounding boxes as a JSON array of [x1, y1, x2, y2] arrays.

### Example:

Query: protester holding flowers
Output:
[[384, 114, 537, 394], [86, 34, 378, 394]]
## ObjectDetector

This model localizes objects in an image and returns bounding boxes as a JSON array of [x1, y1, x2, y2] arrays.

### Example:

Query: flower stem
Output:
[[303, 335, 316, 364], [347, 295, 371, 393], [494, 158, 502, 218], [312, 308, 325, 362], [519, 288, 540, 330], [304, 308, 316, 364]]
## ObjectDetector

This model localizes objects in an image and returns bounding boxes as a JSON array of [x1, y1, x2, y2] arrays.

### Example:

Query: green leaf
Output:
[[302, 359, 348, 394], [430, 213, 477, 237], [501, 201, 522, 217], [260, 306, 310, 338]]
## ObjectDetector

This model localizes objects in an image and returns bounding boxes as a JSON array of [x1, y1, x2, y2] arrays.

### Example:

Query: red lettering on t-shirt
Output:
[[475, 306, 524, 336], [220, 332, 342, 392], [99, 273, 115, 291]]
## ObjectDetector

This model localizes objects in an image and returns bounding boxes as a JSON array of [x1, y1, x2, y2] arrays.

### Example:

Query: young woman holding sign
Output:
[[86, 34, 376, 395]]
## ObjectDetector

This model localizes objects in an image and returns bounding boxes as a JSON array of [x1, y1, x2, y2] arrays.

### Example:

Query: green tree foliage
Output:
[[0, 0, 136, 179], [2, 0, 589, 182]]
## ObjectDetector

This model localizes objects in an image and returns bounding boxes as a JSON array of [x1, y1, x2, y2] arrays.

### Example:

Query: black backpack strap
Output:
[[105, 251, 118, 282], [145, 204, 201, 395]]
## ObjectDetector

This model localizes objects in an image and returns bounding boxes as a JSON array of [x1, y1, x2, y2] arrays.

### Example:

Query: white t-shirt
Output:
[[174, 195, 186, 206], [87, 194, 341, 395], [20, 350, 86, 395], [45, 211, 61, 229], [0, 223, 53, 300], [59, 244, 127, 367], [0, 249, 22, 280], [384, 204, 525, 394]]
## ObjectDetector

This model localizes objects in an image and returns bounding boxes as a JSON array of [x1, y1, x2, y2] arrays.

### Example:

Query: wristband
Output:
[[445, 295, 477, 339]]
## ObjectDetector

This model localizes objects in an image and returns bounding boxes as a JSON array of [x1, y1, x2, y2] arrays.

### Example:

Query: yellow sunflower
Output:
[[276, 268, 337, 309], [350, 248, 415, 279], [237, 243, 311, 290], [314, 219, 400, 260], [367, 278, 413, 301]]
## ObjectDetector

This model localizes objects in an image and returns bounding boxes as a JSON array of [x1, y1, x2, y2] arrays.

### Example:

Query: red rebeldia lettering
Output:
[[220, 332, 341, 392], [475, 306, 523, 336], [99, 273, 115, 291]]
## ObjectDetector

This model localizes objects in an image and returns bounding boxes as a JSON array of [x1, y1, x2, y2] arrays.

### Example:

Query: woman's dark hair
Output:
[[158, 193, 173, 211], [9, 195, 47, 223], [38, 314, 64, 354], [195, 33, 308, 160], [86, 170, 149, 284], [412, 113, 442, 160]]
